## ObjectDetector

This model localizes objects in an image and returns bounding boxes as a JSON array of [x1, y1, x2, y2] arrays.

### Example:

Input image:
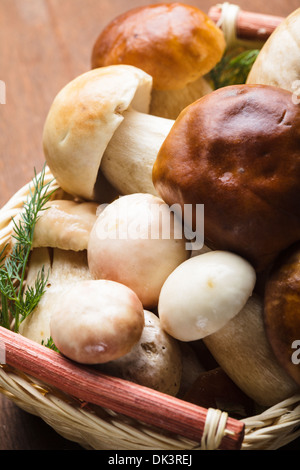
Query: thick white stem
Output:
[[203, 294, 299, 407], [20, 249, 91, 343], [101, 108, 174, 196]]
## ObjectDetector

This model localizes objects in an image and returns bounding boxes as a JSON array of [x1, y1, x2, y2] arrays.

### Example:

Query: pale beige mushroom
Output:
[[33, 200, 99, 252], [87, 193, 190, 308], [19, 198, 99, 342], [157, 250, 299, 406], [158, 250, 256, 341], [19, 248, 92, 344], [247, 8, 300, 94], [49, 279, 145, 364], [97, 310, 182, 396], [203, 295, 299, 407], [43, 65, 174, 199]]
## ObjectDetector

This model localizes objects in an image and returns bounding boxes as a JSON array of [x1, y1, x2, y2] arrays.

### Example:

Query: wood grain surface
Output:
[[0, 0, 299, 451]]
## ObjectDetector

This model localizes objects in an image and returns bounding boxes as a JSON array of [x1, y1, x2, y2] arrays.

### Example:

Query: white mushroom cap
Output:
[[50, 279, 145, 364], [43, 65, 153, 200], [247, 8, 300, 93], [87, 193, 190, 308], [158, 250, 256, 342]]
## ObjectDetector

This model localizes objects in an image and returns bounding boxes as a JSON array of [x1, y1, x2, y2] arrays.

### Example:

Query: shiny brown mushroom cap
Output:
[[91, 3, 225, 91], [264, 242, 300, 387], [152, 84, 300, 272]]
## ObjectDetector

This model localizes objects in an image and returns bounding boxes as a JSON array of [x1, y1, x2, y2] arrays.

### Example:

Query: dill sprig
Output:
[[42, 337, 59, 352], [0, 165, 55, 332], [209, 48, 260, 90]]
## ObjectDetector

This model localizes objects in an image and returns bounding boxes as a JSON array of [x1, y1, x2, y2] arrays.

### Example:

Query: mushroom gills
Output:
[[150, 76, 213, 119]]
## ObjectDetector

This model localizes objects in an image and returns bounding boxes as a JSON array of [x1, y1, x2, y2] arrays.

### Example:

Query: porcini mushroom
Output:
[[152, 84, 300, 273], [264, 242, 300, 387], [203, 294, 299, 407], [50, 279, 144, 364], [158, 250, 256, 341], [87, 193, 190, 308], [33, 200, 99, 251], [96, 310, 182, 396], [43, 65, 174, 200], [19, 248, 92, 344], [157, 250, 299, 406], [247, 8, 300, 94], [91, 3, 225, 119]]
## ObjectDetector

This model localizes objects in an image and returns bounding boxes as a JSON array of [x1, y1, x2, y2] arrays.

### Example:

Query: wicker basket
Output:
[[0, 168, 300, 451], [1, 4, 300, 451], [0, 363, 300, 450]]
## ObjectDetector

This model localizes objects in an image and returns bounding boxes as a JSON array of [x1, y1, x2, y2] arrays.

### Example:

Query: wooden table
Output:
[[0, 0, 299, 451]]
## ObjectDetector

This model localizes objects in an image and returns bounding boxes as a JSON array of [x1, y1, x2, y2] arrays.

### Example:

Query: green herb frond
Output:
[[209, 48, 260, 90], [0, 164, 56, 332], [42, 337, 59, 352], [21, 265, 49, 320]]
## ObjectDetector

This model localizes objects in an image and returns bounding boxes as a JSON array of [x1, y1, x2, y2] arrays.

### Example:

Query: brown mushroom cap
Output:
[[152, 84, 300, 272], [91, 3, 225, 91], [264, 242, 300, 387]]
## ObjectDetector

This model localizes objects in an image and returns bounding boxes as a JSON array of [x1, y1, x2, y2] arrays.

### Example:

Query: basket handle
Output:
[[208, 3, 284, 47], [0, 326, 245, 450]]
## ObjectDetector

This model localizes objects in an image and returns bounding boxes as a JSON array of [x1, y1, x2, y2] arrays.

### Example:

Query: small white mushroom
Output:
[[87, 193, 190, 308], [157, 249, 299, 406], [50, 279, 145, 364], [158, 250, 256, 341]]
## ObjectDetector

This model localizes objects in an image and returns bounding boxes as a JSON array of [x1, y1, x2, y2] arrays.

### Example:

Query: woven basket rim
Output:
[[0, 166, 300, 451]]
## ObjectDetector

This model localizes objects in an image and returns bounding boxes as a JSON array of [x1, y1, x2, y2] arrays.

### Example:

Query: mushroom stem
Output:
[[19, 248, 92, 344], [101, 108, 174, 196], [150, 76, 213, 120], [203, 294, 299, 407]]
